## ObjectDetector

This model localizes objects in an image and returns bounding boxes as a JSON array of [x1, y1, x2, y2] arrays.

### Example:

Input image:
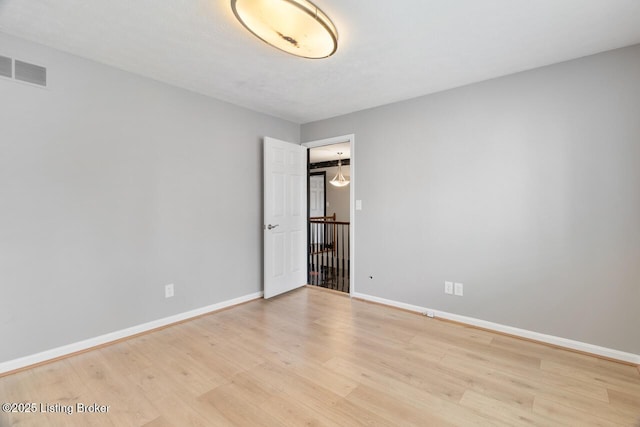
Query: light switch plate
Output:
[[355, 200, 362, 210], [454, 282, 464, 296], [165, 283, 174, 298]]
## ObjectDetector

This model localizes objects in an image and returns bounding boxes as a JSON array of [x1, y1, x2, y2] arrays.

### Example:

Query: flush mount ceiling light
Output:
[[231, 0, 338, 59], [330, 152, 349, 187]]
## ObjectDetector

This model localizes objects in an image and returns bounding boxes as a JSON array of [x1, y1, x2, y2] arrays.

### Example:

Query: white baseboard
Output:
[[0, 291, 263, 375], [352, 292, 640, 365]]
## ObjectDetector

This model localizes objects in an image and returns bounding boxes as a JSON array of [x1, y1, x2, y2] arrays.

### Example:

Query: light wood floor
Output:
[[1, 286, 639, 426]]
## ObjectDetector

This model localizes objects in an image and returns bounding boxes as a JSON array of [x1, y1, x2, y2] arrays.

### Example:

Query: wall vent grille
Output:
[[15, 60, 47, 87], [0, 55, 12, 78]]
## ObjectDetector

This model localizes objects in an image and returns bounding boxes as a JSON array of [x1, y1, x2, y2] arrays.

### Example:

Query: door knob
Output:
[[267, 224, 279, 230]]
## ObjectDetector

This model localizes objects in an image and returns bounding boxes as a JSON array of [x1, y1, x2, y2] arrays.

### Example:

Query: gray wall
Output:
[[0, 33, 299, 363], [302, 45, 640, 355]]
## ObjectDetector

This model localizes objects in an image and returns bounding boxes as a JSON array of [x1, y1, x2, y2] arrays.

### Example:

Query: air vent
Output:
[[15, 60, 46, 86], [0, 55, 11, 78]]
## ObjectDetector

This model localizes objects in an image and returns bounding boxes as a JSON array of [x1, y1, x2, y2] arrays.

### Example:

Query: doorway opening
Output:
[[306, 139, 352, 293]]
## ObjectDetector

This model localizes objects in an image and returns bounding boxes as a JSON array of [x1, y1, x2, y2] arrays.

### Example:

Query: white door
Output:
[[309, 174, 325, 245], [309, 175, 325, 218], [264, 137, 308, 299]]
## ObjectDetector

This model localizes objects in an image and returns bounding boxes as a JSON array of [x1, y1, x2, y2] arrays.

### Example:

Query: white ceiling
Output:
[[309, 142, 350, 164], [1, 1, 640, 124]]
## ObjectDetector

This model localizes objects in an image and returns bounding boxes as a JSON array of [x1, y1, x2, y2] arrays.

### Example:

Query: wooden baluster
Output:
[[347, 224, 350, 279], [316, 222, 320, 284], [341, 224, 345, 278]]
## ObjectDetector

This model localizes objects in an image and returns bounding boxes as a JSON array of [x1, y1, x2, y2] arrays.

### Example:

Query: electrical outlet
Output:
[[444, 281, 453, 295], [165, 283, 174, 298], [454, 282, 464, 296]]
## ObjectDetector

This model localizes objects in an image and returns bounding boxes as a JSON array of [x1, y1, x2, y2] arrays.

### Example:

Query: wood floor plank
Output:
[[1, 287, 638, 426], [197, 382, 283, 426], [413, 332, 543, 374], [324, 356, 506, 426], [439, 353, 624, 418], [532, 396, 622, 427], [258, 393, 340, 427], [606, 388, 640, 417], [68, 350, 159, 425], [141, 416, 174, 427], [153, 392, 230, 427], [0, 370, 48, 427], [540, 359, 640, 395], [491, 334, 639, 377], [433, 357, 536, 412], [459, 390, 560, 426], [344, 384, 456, 427], [337, 346, 466, 402]]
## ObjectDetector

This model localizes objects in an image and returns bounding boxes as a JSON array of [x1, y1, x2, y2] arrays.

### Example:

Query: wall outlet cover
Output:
[[444, 281, 454, 295]]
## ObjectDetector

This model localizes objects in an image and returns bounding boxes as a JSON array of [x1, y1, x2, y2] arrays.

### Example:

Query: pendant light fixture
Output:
[[231, 0, 338, 59], [330, 152, 349, 187]]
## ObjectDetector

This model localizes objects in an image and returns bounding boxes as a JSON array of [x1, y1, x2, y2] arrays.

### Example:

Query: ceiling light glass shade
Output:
[[330, 172, 349, 187], [231, 0, 338, 59], [330, 153, 349, 187]]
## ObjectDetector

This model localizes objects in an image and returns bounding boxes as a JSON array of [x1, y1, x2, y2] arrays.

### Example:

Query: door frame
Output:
[[302, 134, 355, 296]]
